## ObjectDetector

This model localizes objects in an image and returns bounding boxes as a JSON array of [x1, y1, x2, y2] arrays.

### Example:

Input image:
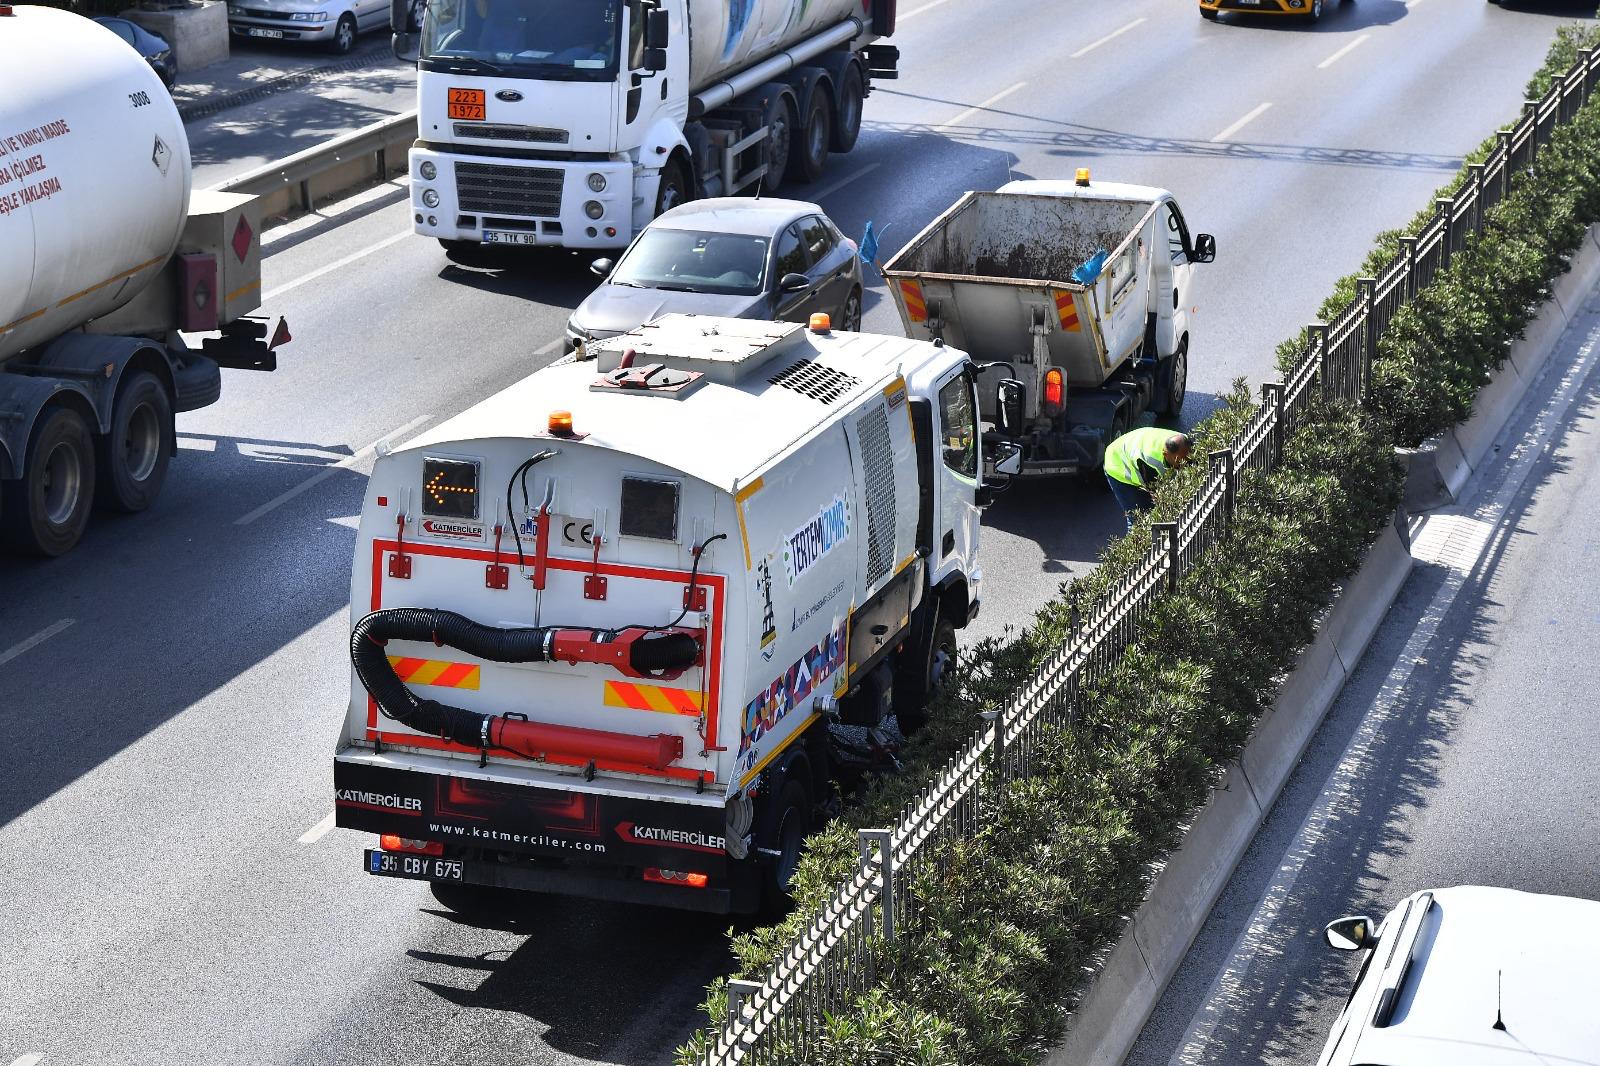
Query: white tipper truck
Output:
[[387, 0, 898, 251], [335, 313, 1020, 914], [883, 173, 1217, 478], [0, 6, 290, 556]]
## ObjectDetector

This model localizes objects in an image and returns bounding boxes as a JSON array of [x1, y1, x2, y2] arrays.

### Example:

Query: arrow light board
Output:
[[421, 456, 480, 520]]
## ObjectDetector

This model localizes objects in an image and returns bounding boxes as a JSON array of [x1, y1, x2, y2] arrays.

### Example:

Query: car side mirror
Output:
[[591, 257, 615, 278], [646, 6, 670, 49], [994, 378, 1025, 436], [1324, 915, 1375, 952], [1192, 233, 1216, 264], [779, 272, 811, 294]]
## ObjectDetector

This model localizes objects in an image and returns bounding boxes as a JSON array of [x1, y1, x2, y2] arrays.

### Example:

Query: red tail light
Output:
[[644, 867, 709, 888], [379, 835, 444, 856], [1043, 367, 1066, 416]]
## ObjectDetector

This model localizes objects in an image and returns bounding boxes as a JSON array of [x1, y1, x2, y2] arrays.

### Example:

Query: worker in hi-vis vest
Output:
[[1104, 427, 1194, 533]]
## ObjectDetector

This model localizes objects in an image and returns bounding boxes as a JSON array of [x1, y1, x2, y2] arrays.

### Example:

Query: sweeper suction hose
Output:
[[350, 608, 699, 769]]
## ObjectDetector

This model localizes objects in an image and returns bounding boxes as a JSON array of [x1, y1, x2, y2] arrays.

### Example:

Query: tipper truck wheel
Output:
[[1154, 338, 1189, 420], [2, 405, 96, 557], [99, 371, 173, 513]]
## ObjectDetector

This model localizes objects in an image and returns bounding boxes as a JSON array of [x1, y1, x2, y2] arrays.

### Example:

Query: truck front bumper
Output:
[[409, 146, 636, 249]]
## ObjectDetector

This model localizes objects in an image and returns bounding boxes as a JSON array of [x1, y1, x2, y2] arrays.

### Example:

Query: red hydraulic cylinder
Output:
[[489, 716, 683, 770]]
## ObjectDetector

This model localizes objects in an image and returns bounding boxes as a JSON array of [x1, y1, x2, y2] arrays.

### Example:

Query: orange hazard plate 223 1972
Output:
[[448, 88, 485, 120]]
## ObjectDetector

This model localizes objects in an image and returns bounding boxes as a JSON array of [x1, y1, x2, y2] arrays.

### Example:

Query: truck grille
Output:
[[452, 123, 569, 144], [454, 161, 563, 217], [768, 360, 860, 405]]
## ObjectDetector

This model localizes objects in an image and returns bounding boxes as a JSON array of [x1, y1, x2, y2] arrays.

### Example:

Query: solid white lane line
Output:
[[1070, 17, 1147, 60], [1210, 102, 1273, 143], [298, 813, 337, 845], [1167, 313, 1600, 1066], [898, 0, 952, 22], [935, 82, 1028, 133], [1317, 33, 1371, 70], [812, 162, 882, 202], [233, 412, 432, 526], [175, 436, 219, 452], [0, 620, 74, 671], [263, 230, 412, 302]]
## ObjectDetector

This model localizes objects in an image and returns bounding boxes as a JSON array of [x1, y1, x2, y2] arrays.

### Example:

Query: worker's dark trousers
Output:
[[1106, 475, 1153, 534]]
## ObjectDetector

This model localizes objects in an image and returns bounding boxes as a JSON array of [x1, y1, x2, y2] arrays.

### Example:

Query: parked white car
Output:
[[1317, 885, 1600, 1064], [227, 0, 388, 54]]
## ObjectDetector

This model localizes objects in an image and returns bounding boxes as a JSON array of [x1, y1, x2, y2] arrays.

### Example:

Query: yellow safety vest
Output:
[[1104, 426, 1172, 488]]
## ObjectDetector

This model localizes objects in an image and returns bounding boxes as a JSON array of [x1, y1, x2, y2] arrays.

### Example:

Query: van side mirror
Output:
[[1192, 233, 1216, 264], [646, 6, 670, 48], [591, 257, 615, 278], [1324, 915, 1375, 952], [995, 378, 1025, 436], [779, 272, 811, 294]]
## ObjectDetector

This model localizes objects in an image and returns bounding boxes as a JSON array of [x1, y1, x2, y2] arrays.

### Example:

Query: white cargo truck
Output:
[[387, 0, 898, 251], [334, 314, 1019, 914], [0, 7, 289, 556], [883, 173, 1217, 477]]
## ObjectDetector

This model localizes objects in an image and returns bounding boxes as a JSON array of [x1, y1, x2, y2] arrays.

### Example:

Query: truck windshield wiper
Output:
[[426, 55, 510, 77]]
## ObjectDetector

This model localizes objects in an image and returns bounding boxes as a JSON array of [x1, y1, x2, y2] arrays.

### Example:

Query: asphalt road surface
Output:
[[1, 2, 1591, 1063], [1127, 261, 1600, 1065]]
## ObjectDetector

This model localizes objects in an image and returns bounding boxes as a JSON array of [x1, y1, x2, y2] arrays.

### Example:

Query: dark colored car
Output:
[[566, 198, 864, 353], [95, 17, 177, 88]]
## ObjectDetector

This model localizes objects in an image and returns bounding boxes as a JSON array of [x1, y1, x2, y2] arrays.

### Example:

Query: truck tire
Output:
[[759, 778, 810, 915], [2, 405, 96, 557], [1154, 338, 1188, 420], [172, 354, 222, 413], [751, 87, 795, 192], [830, 63, 865, 153], [892, 609, 956, 736], [790, 85, 832, 184], [98, 371, 173, 514], [655, 158, 692, 216]]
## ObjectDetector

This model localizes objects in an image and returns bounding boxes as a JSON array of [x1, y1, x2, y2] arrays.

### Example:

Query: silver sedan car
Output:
[[566, 198, 864, 354], [227, 0, 387, 54]]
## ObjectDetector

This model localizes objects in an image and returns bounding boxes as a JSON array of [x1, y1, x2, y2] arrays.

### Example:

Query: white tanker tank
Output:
[[0, 5, 191, 360], [0, 6, 288, 558], [684, 0, 875, 93]]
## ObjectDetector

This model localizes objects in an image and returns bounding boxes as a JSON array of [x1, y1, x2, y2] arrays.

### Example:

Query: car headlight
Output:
[[584, 200, 604, 220], [289, 11, 329, 21], [419, 160, 437, 181], [587, 173, 607, 193], [421, 188, 441, 209]]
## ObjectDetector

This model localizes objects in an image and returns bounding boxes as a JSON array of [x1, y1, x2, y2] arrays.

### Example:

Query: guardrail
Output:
[[208, 110, 417, 220], [697, 44, 1600, 1065]]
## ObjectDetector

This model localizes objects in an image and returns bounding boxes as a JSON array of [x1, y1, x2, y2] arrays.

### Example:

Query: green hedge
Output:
[[681, 25, 1600, 1065]]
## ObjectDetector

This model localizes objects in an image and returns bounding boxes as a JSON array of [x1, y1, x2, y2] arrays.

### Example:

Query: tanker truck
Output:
[[0, 6, 289, 557], [386, 0, 899, 252]]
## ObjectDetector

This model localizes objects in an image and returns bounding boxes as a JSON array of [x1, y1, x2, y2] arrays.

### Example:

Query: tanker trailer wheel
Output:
[[750, 87, 795, 192], [891, 610, 956, 737], [98, 371, 173, 514], [1154, 337, 1188, 420], [329, 12, 357, 54], [758, 778, 811, 916], [830, 63, 865, 153], [2, 405, 96, 557], [790, 84, 832, 184]]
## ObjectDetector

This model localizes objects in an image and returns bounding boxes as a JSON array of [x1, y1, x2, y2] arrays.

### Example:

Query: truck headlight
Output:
[[587, 172, 607, 192], [421, 189, 441, 208], [419, 160, 437, 181], [584, 200, 604, 220]]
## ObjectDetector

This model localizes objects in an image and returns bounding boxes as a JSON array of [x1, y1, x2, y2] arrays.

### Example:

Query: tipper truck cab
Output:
[[883, 173, 1216, 478], [0, 6, 288, 556], [388, 0, 898, 251], [335, 314, 1019, 914]]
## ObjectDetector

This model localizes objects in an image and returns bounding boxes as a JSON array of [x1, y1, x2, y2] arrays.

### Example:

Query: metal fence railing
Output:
[[698, 45, 1600, 1065]]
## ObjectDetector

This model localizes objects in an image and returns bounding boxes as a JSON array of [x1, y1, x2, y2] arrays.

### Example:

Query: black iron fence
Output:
[[698, 45, 1600, 1065]]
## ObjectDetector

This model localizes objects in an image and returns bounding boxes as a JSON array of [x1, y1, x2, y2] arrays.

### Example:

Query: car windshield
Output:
[[611, 229, 771, 296], [421, 0, 621, 79]]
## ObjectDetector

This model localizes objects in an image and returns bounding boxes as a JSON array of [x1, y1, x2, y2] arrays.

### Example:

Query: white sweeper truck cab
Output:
[[334, 313, 1020, 914], [387, 0, 899, 252]]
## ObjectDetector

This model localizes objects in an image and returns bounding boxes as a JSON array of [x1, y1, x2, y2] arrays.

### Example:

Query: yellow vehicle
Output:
[[1200, 0, 1326, 20]]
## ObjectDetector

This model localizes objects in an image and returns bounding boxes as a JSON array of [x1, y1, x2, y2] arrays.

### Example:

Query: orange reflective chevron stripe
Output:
[[1053, 289, 1081, 332], [898, 279, 928, 323], [388, 655, 481, 690], [604, 680, 703, 716]]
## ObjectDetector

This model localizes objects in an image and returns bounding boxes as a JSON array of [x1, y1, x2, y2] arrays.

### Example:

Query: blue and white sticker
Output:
[[781, 493, 850, 587]]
